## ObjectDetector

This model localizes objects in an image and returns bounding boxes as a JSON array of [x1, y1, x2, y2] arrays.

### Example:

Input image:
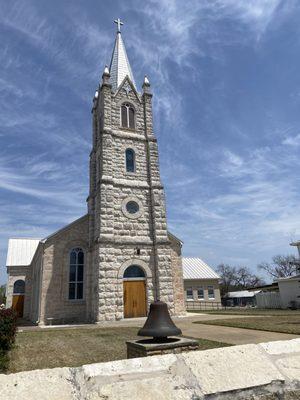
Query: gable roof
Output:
[[182, 257, 220, 280], [43, 215, 88, 241], [6, 238, 41, 267]]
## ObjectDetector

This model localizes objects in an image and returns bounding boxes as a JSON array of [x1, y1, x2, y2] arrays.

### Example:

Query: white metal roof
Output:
[[182, 257, 220, 280], [226, 290, 261, 298], [6, 238, 40, 267]]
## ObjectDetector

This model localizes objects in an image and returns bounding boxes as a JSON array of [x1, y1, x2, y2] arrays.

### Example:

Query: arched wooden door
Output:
[[123, 265, 147, 318], [12, 280, 25, 317]]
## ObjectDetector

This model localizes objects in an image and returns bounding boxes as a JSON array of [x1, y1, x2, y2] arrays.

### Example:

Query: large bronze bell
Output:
[[138, 301, 182, 341]]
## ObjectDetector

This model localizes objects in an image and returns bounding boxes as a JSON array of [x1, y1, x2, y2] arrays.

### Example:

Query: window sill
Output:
[[120, 127, 136, 132], [66, 299, 86, 304]]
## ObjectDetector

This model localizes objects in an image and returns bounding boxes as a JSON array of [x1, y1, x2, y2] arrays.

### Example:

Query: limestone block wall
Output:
[[29, 244, 43, 322], [5, 265, 30, 314], [95, 243, 156, 322], [38, 216, 90, 325], [2, 338, 300, 399], [169, 235, 186, 315]]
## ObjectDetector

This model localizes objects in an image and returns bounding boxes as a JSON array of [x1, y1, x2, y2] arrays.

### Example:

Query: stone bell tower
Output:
[[88, 19, 183, 321]]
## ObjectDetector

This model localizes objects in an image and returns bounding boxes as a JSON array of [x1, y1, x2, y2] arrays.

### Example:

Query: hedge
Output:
[[0, 308, 17, 372]]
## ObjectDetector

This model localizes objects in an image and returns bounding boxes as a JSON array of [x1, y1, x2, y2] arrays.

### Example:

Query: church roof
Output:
[[6, 238, 40, 267], [109, 23, 136, 91], [182, 257, 220, 280]]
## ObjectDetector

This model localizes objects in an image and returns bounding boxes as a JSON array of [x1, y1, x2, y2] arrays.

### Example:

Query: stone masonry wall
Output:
[[38, 216, 90, 325], [90, 77, 179, 320], [2, 338, 300, 399], [169, 235, 186, 315], [5, 265, 30, 313], [95, 243, 156, 322]]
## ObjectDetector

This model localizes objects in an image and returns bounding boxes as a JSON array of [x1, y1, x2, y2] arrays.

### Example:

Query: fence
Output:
[[186, 301, 223, 311], [256, 292, 282, 309]]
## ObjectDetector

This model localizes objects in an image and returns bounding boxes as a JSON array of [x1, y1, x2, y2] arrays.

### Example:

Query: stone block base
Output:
[[126, 336, 199, 359]]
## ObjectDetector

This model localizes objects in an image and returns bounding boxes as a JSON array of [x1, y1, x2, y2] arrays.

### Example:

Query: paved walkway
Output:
[[175, 316, 299, 345], [17, 313, 300, 345]]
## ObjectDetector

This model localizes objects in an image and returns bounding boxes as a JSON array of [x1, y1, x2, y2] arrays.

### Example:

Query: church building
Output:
[[5, 20, 186, 324]]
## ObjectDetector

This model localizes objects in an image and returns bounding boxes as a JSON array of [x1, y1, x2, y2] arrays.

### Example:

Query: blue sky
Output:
[[1, 0, 300, 285]]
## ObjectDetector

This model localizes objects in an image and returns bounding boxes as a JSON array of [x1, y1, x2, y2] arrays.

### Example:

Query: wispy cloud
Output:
[[282, 133, 300, 146]]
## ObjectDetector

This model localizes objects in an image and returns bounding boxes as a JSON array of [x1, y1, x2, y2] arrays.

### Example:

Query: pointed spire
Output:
[[109, 19, 136, 91]]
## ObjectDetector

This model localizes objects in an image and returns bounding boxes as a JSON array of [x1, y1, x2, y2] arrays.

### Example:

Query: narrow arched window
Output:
[[125, 148, 135, 172], [121, 103, 135, 129], [69, 248, 84, 300]]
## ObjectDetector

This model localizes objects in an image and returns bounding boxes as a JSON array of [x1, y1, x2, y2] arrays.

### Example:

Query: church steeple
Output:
[[109, 18, 136, 91]]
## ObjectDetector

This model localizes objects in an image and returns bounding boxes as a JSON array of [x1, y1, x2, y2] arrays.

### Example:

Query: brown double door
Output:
[[123, 280, 147, 318], [12, 295, 24, 317]]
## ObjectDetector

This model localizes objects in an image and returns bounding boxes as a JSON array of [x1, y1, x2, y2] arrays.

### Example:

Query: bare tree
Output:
[[217, 264, 265, 296], [258, 255, 299, 279], [216, 264, 237, 296]]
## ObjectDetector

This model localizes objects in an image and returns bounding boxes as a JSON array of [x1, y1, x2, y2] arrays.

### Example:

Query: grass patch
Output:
[[5, 326, 229, 373], [0, 350, 9, 373], [194, 316, 300, 335], [189, 309, 300, 316], [190, 337, 232, 349]]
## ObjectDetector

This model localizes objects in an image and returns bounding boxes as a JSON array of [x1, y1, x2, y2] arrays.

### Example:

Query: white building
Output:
[[182, 258, 221, 308]]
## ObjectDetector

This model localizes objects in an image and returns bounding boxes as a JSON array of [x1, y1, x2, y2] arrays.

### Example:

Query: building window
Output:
[[186, 287, 193, 300], [197, 287, 204, 300], [121, 103, 135, 129], [69, 248, 84, 300], [123, 265, 145, 279], [126, 200, 139, 214], [125, 148, 135, 172], [13, 280, 25, 294], [208, 286, 215, 299]]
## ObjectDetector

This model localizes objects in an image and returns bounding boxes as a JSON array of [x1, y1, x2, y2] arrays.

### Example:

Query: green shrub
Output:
[[0, 308, 17, 372], [0, 308, 17, 351]]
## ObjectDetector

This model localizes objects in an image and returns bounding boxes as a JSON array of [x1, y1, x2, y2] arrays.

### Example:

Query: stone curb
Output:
[[1, 338, 300, 399]]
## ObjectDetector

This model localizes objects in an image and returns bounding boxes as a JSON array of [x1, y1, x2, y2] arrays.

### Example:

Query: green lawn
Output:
[[3, 326, 230, 373], [194, 315, 300, 335], [189, 309, 300, 316]]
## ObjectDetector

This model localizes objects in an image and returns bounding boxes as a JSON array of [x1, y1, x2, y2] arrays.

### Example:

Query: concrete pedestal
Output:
[[126, 337, 199, 359]]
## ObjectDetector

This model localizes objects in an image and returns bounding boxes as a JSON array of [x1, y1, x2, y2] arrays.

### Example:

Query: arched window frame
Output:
[[13, 280, 25, 295], [123, 265, 146, 280], [125, 148, 135, 173], [68, 247, 84, 300], [120, 103, 135, 130]]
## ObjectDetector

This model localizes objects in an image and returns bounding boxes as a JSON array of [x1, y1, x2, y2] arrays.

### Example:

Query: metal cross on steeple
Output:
[[114, 18, 123, 33]]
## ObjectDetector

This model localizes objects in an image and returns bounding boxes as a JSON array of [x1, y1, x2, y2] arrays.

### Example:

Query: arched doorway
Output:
[[12, 280, 25, 317], [123, 265, 147, 318]]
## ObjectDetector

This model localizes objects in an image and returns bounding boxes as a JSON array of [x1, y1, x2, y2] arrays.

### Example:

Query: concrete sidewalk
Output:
[[176, 318, 299, 345]]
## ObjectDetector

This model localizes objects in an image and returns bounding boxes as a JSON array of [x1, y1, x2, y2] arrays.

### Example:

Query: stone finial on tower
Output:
[[102, 65, 111, 87], [142, 75, 151, 95]]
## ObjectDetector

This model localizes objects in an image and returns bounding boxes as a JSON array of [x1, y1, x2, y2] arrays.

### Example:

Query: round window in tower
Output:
[[126, 201, 139, 214], [122, 197, 143, 219]]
